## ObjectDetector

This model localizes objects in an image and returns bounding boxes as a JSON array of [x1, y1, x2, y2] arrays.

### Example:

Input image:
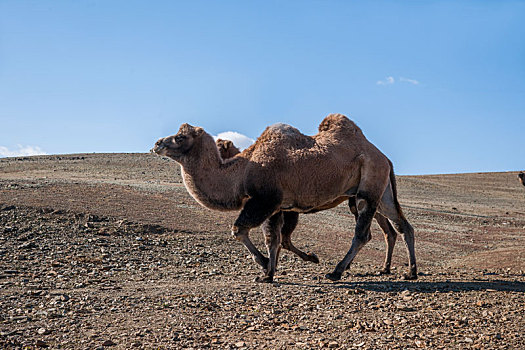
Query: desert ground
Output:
[[0, 153, 524, 349]]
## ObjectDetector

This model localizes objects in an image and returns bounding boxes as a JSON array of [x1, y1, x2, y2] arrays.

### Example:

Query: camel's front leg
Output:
[[260, 212, 284, 283], [232, 226, 268, 270], [281, 212, 319, 263], [232, 192, 282, 282]]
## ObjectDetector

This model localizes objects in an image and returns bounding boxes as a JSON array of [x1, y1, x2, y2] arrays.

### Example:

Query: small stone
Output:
[[102, 340, 117, 347], [328, 341, 339, 348], [37, 327, 50, 335], [346, 288, 365, 295], [235, 341, 246, 347], [19, 241, 37, 250], [51, 261, 63, 267], [36, 340, 48, 348]]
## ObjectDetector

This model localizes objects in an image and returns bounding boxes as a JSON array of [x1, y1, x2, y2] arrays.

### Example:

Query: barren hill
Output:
[[1, 153, 524, 349]]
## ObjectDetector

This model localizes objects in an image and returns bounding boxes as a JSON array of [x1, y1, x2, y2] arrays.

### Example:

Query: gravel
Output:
[[1, 205, 523, 349], [1, 153, 524, 349]]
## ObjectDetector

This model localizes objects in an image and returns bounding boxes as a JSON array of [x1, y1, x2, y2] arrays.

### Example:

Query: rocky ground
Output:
[[0, 153, 524, 349]]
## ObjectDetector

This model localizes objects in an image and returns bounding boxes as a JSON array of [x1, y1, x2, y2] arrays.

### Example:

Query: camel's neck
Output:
[[179, 134, 247, 211]]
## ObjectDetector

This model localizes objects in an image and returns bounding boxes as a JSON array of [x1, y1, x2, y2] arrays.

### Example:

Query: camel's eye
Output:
[[175, 135, 186, 143]]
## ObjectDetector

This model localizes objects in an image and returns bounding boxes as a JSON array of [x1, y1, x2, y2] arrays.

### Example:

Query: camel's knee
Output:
[[231, 225, 249, 241], [354, 194, 377, 233], [265, 233, 281, 249]]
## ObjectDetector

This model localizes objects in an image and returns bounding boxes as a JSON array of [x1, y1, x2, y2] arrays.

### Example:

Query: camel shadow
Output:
[[278, 279, 525, 293]]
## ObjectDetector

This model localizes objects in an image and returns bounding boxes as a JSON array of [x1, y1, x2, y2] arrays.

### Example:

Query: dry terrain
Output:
[[0, 153, 524, 349]]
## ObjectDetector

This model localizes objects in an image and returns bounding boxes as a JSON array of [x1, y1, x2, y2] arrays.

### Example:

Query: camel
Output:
[[216, 139, 241, 159], [216, 138, 321, 265], [519, 172, 525, 187], [216, 138, 400, 275], [152, 114, 417, 282]]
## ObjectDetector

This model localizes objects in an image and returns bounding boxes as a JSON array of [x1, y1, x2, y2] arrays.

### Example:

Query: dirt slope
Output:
[[1, 153, 524, 349]]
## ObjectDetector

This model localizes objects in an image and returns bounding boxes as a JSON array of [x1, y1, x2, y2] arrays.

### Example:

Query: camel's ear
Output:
[[193, 127, 204, 137], [225, 140, 232, 147]]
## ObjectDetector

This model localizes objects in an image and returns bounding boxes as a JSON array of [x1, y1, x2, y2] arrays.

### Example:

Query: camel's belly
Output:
[[281, 194, 353, 213], [280, 173, 358, 211]]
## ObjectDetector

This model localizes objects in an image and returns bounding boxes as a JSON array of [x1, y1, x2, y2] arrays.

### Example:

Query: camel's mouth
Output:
[[151, 144, 165, 154], [151, 138, 171, 156]]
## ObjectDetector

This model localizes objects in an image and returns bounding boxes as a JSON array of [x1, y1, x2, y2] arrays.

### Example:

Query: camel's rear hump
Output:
[[318, 113, 362, 135]]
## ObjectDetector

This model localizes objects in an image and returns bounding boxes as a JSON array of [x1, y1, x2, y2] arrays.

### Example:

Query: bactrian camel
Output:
[[152, 114, 417, 282], [519, 172, 525, 187], [216, 139, 241, 159], [216, 138, 321, 265], [215, 137, 407, 274]]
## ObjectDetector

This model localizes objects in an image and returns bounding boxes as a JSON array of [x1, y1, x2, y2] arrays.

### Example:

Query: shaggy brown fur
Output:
[[519, 172, 525, 187], [152, 114, 417, 282]]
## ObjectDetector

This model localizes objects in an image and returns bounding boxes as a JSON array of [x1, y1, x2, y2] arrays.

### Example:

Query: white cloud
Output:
[[213, 131, 254, 150], [377, 76, 420, 86], [0, 145, 47, 158], [400, 77, 420, 85], [377, 76, 395, 85]]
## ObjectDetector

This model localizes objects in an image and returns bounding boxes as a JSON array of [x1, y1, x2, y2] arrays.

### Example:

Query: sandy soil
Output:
[[1, 153, 524, 349]]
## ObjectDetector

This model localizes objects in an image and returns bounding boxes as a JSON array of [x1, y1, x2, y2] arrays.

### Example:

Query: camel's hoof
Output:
[[325, 272, 342, 281], [379, 268, 391, 275], [403, 272, 418, 280], [307, 252, 320, 264], [255, 275, 274, 283]]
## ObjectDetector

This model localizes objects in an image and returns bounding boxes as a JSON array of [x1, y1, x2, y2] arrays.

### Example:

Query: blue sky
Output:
[[1, 1, 524, 174]]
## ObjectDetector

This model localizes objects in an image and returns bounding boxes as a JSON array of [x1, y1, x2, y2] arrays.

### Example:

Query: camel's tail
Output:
[[388, 159, 405, 217]]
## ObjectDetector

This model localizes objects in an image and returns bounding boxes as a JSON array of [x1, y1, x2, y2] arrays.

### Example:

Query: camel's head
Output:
[[216, 138, 240, 159], [151, 123, 204, 159]]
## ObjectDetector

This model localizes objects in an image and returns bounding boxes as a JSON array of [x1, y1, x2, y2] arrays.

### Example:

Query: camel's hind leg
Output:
[[347, 197, 397, 274], [378, 182, 417, 280], [326, 191, 377, 281], [232, 192, 281, 282], [346, 197, 372, 271], [281, 212, 319, 264]]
